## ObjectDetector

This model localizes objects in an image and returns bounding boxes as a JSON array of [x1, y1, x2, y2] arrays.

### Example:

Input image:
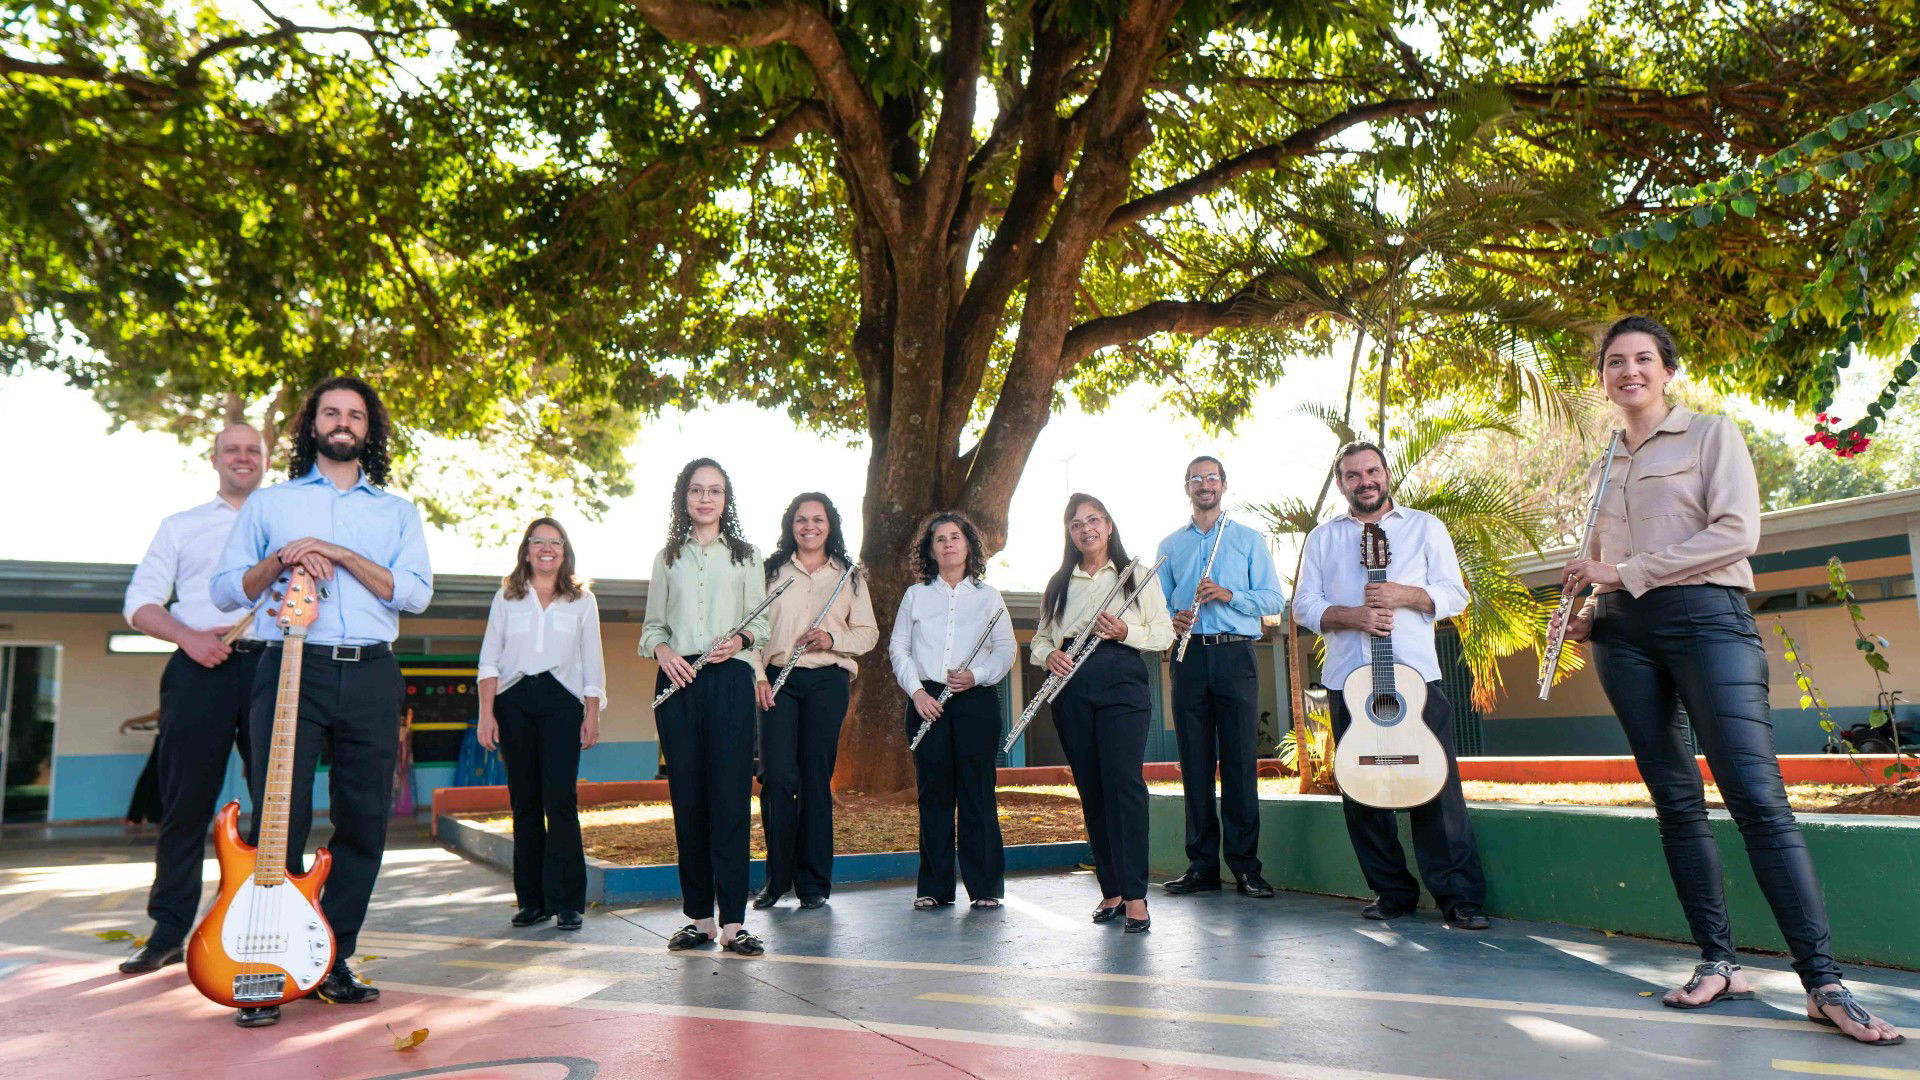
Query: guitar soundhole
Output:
[[1369, 693, 1403, 725]]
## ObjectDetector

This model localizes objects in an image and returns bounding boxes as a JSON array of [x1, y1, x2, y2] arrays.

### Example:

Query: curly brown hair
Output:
[[662, 457, 754, 566], [910, 511, 987, 584], [288, 375, 392, 486]]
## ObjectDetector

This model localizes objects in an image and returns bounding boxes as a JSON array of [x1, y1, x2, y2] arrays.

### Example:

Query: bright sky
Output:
[[1, 360, 1354, 592]]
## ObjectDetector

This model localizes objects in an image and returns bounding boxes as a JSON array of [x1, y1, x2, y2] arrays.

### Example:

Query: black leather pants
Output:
[[1592, 585, 1842, 990]]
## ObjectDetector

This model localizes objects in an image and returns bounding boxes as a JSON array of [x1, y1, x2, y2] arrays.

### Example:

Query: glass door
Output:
[[0, 645, 59, 823]]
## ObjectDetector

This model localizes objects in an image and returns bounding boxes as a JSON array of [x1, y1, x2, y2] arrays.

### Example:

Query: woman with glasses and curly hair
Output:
[[887, 511, 1015, 912], [641, 458, 770, 956]]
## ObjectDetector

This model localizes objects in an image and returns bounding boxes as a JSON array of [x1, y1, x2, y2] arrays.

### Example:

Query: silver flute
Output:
[[1538, 430, 1622, 700], [907, 607, 1005, 752], [768, 563, 855, 698], [651, 576, 794, 709], [1004, 555, 1166, 755], [1173, 515, 1229, 662]]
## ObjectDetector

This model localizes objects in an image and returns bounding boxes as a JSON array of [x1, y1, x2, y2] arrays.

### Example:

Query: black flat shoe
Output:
[[1362, 898, 1415, 921], [555, 910, 583, 931], [668, 924, 714, 950], [1092, 903, 1124, 924], [723, 929, 765, 956], [1160, 873, 1222, 894], [311, 961, 380, 1004], [1444, 904, 1491, 931], [1236, 874, 1275, 898], [798, 896, 828, 910], [1124, 916, 1152, 934], [234, 1005, 280, 1028], [751, 891, 781, 910], [117, 943, 183, 974], [511, 906, 552, 927]]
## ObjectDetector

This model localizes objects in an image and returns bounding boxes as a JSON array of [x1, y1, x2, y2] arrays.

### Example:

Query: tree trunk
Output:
[[836, 502, 927, 795]]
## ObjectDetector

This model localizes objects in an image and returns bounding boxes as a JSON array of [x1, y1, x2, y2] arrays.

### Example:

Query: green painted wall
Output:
[[1148, 793, 1920, 971]]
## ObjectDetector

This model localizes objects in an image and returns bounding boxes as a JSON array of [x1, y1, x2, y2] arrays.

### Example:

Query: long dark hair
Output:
[[911, 511, 988, 585], [764, 492, 862, 590], [1042, 494, 1131, 621], [503, 517, 587, 602], [288, 375, 392, 486], [662, 457, 754, 566]]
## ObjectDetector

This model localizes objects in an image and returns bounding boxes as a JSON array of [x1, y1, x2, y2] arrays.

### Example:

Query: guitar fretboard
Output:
[[253, 629, 304, 886], [1367, 568, 1396, 694]]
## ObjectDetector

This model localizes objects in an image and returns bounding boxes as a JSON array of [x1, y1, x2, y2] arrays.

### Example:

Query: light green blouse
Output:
[[638, 537, 770, 665]]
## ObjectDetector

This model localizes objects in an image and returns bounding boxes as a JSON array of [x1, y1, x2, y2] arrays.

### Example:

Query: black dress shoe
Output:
[[751, 891, 781, 910], [798, 896, 828, 910], [511, 906, 552, 927], [1362, 898, 1416, 921], [1445, 904, 1491, 930], [234, 1005, 280, 1028], [1236, 874, 1275, 898], [1160, 873, 1222, 894], [1092, 903, 1124, 923], [117, 943, 183, 974], [1124, 915, 1152, 934], [555, 909, 584, 931], [311, 961, 380, 1004]]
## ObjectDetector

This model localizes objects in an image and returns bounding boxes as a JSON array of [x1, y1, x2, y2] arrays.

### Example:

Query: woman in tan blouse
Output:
[[1031, 494, 1173, 932], [752, 492, 879, 910], [1556, 316, 1901, 1047]]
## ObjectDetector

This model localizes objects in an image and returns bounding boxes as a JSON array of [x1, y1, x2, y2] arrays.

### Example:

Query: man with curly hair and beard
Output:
[[211, 375, 433, 1029]]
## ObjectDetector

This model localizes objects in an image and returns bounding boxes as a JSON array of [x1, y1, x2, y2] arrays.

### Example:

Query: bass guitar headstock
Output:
[[271, 568, 322, 638], [1359, 522, 1391, 572]]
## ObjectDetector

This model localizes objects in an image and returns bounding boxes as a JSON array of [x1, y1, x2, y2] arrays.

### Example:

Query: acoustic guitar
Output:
[[186, 567, 336, 1007], [1331, 522, 1450, 809]]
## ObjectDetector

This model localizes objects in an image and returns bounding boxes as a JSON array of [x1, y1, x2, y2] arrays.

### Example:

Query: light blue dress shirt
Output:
[[210, 469, 433, 645], [1156, 516, 1287, 637]]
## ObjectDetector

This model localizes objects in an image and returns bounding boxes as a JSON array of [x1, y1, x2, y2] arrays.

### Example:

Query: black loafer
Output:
[[1236, 875, 1275, 898], [556, 910, 583, 931], [1160, 873, 1222, 894], [723, 929, 765, 956], [1362, 898, 1416, 921], [1124, 916, 1152, 934], [117, 943, 183, 974], [235, 1005, 280, 1028], [1092, 903, 1124, 924], [1445, 904, 1491, 930], [311, 961, 380, 1004], [668, 924, 714, 950], [751, 891, 780, 910], [798, 896, 828, 910], [511, 906, 552, 927]]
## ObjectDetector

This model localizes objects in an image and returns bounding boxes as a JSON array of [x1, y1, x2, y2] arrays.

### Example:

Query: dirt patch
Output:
[[1824, 777, 1920, 816], [458, 787, 1088, 867]]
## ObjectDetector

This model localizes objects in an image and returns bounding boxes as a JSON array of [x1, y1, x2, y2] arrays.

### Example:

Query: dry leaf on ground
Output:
[[386, 1024, 428, 1051]]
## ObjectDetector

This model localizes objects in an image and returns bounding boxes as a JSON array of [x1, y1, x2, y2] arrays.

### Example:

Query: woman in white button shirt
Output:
[[476, 518, 606, 932], [889, 512, 1016, 911]]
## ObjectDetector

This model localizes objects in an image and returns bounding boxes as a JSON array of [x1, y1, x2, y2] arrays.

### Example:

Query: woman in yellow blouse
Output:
[[641, 458, 770, 957], [1031, 494, 1173, 933], [1557, 316, 1901, 1046]]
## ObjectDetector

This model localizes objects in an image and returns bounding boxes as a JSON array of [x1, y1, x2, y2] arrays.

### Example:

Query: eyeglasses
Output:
[[1185, 473, 1223, 488], [689, 485, 727, 499], [527, 538, 565, 549], [1069, 516, 1108, 533]]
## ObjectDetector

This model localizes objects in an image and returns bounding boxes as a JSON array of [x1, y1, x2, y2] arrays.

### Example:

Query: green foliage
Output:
[[1278, 706, 1336, 786], [1779, 558, 1914, 778]]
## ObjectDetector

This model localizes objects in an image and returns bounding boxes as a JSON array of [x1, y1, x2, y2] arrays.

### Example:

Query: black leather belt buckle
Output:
[[330, 644, 363, 662]]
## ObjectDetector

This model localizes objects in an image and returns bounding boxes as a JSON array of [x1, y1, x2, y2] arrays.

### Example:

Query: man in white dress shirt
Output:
[[1293, 441, 1489, 930], [117, 423, 268, 974]]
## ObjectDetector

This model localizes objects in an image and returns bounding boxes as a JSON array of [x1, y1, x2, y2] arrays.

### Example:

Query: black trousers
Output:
[[1328, 680, 1486, 911], [1592, 585, 1842, 990], [906, 681, 1005, 902], [144, 647, 260, 948], [655, 660, 754, 925], [1052, 644, 1151, 902], [245, 647, 402, 958], [1171, 640, 1262, 879], [496, 672, 587, 913], [759, 665, 850, 900]]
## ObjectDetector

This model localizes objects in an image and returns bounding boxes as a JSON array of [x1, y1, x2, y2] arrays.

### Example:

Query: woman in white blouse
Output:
[[889, 511, 1015, 911], [477, 517, 606, 932]]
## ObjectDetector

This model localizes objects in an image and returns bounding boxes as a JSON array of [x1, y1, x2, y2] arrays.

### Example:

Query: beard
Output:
[[1348, 486, 1388, 515], [316, 427, 364, 463]]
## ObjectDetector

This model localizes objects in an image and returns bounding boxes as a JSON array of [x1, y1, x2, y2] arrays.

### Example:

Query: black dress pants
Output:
[[1592, 585, 1842, 990], [906, 681, 1005, 902], [759, 665, 850, 900], [1171, 640, 1262, 880], [245, 646, 403, 958], [655, 660, 754, 925], [495, 672, 587, 913], [1052, 644, 1152, 902], [1327, 681, 1485, 911], [145, 646, 259, 948]]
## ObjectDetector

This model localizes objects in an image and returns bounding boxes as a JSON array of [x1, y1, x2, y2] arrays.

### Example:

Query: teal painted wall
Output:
[[1479, 705, 1915, 757], [1148, 792, 1920, 970]]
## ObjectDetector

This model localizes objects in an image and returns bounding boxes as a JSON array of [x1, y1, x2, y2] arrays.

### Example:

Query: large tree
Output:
[[8, 0, 1919, 791]]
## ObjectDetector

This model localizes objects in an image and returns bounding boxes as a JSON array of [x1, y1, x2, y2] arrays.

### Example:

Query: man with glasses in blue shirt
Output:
[[1156, 456, 1286, 898], [210, 375, 432, 1028]]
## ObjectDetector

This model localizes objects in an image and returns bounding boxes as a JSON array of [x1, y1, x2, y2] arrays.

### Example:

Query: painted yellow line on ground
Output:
[[919, 990, 1277, 1028], [372, 979, 1437, 1080], [1772, 1060, 1920, 1079], [442, 958, 612, 977]]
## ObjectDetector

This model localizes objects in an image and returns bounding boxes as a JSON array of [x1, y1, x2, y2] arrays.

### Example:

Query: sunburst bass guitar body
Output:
[[186, 568, 337, 1008], [1331, 523, 1450, 810]]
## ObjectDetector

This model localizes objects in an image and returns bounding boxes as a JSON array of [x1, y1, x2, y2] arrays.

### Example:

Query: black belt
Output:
[[230, 640, 267, 654], [267, 641, 394, 662], [1189, 633, 1254, 646]]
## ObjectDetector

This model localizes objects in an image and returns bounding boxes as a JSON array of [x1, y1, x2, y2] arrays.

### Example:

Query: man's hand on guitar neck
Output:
[[1323, 605, 1394, 637], [1363, 581, 1433, 615], [276, 538, 396, 602]]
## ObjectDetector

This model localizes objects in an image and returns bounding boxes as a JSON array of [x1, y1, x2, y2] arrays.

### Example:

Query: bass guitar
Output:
[[187, 567, 336, 1007], [1331, 523, 1450, 809]]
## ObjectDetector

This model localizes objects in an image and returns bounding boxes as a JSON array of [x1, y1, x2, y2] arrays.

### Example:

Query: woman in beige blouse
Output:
[[1555, 316, 1901, 1046], [1031, 494, 1173, 933]]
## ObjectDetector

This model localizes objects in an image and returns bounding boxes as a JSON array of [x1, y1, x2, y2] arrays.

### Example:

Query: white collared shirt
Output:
[[1292, 503, 1469, 687], [477, 587, 608, 705], [887, 576, 1016, 696], [123, 496, 252, 634]]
